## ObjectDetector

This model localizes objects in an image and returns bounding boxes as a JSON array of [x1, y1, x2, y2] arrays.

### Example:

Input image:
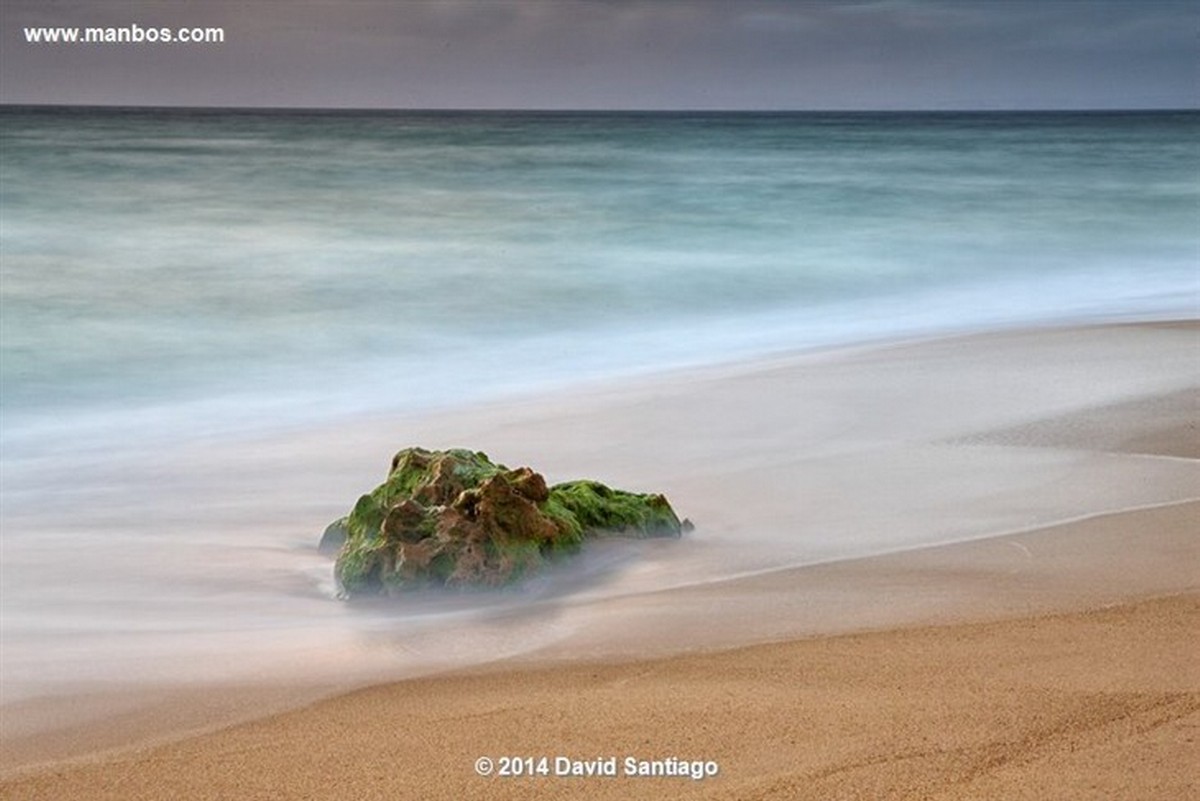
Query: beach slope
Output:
[[2, 321, 1196, 798]]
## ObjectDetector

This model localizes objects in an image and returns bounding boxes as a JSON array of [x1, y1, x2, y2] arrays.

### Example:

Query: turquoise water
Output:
[[2, 109, 1197, 457]]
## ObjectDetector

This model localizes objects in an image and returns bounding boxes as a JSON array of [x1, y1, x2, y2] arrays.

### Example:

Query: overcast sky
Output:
[[1, 1, 1195, 110]]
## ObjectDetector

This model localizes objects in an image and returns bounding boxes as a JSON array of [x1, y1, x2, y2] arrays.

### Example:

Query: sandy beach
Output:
[[2, 320, 1197, 798], [4, 593, 1195, 801]]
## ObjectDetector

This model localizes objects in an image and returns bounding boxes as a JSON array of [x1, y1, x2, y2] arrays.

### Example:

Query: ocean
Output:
[[1, 108, 1197, 705], [2, 108, 1196, 459]]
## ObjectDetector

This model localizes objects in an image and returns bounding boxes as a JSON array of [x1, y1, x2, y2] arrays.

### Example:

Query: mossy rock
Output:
[[326, 447, 687, 596]]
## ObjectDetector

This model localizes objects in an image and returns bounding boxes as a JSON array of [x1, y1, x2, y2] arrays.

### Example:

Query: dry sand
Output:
[[3, 591, 1196, 800], [2, 321, 1197, 798]]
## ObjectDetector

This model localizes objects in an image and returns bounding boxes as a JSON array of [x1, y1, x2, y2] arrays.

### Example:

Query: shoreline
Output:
[[5, 591, 1196, 798], [5, 497, 1196, 778], [1, 319, 1197, 792]]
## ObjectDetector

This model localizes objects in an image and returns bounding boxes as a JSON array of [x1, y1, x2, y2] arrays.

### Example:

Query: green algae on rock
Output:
[[323, 447, 688, 596]]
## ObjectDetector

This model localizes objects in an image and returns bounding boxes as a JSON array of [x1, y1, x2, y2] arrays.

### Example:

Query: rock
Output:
[[325, 447, 686, 596], [318, 519, 348, 555]]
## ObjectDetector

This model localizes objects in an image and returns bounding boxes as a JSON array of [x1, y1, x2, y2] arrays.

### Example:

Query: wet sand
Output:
[[2, 321, 1197, 797]]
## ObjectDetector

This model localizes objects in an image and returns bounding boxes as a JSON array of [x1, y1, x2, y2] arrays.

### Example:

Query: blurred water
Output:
[[2, 109, 1196, 458], [1, 108, 1198, 710]]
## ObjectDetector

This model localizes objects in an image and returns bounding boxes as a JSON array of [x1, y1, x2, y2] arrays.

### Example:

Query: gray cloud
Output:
[[1, 0, 1195, 108]]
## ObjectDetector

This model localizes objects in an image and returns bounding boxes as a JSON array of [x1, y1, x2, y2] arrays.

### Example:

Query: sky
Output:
[[0, 0, 1195, 110]]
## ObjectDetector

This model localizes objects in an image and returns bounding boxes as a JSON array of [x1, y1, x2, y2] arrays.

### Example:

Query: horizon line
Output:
[[1, 102, 1197, 115]]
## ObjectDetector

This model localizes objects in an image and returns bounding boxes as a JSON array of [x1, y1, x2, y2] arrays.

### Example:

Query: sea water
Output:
[[2, 109, 1196, 458], [1, 109, 1198, 705]]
